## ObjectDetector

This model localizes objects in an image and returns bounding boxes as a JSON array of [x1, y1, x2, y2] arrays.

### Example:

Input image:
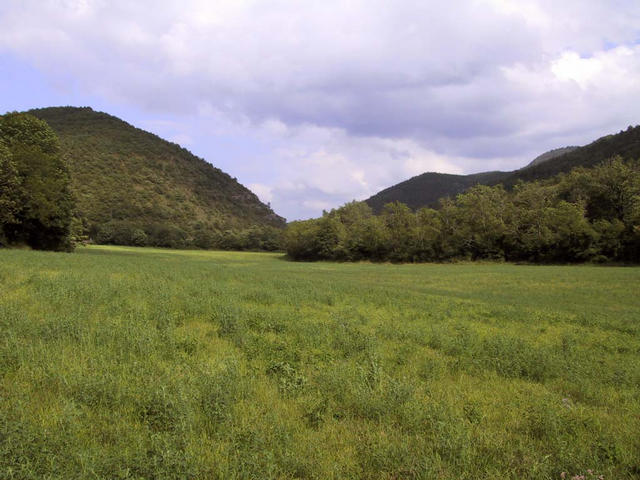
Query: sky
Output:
[[1, 1, 640, 220]]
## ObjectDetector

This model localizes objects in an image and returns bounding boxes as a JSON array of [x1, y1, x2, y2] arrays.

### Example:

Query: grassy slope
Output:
[[366, 125, 640, 212], [1, 247, 639, 479], [29, 107, 284, 233]]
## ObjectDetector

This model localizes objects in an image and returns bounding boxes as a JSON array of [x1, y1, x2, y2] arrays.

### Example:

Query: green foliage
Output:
[[0, 143, 20, 240], [1, 246, 639, 478], [284, 219, 324, 260], [28, 107, 284, 250], [450, 185, 510, 259], [0, 112, 74, 251], [287, 159, 640, 263], [382, 201, 416, 261]]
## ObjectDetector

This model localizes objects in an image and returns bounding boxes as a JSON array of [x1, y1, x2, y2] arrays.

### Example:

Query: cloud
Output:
[[1, 0, 640, 219], [551, 52, 604, 87], [248, 183, 273, 204], [240, 123, 473, 220]]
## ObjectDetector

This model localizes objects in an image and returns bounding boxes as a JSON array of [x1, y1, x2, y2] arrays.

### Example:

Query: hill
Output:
[[503, 125, 640, 185], [29, 107, 284, 249], [365, 170, 509, 212], [366, 125, 640, 211]]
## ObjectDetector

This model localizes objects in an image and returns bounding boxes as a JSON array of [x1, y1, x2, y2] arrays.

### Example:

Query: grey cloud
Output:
[[3, 1, 638, 143], [2, 0, 640, 219]]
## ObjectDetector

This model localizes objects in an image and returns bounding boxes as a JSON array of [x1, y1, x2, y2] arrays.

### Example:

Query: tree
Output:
[[545, 201, 596, 262], [284, 220, 322, 260], [557, 157, 640, 260], [559, 157, 636, 221], [330, 201, 380, 260], [508, 181, 558, 261], [130, 228, 148, 246], [0, 113, 74, 250], [381, 201, 416, 261], [414, 207, 442, 261], [454, 185, 510, 259], [332, 201, 373, 227], [0, 143, 20, 245]]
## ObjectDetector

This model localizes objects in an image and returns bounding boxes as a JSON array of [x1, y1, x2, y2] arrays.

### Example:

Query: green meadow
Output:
[[1, 246, 639, 479]]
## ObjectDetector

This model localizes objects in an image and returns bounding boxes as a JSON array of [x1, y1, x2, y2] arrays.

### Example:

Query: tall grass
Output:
[[1, 246, 639, 479]]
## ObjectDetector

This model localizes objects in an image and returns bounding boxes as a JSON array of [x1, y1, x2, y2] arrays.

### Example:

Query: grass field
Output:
[[1, 246, 639, 479]]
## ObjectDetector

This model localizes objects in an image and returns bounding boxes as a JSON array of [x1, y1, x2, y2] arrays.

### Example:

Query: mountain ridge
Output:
[[366, 125, 640, 212]]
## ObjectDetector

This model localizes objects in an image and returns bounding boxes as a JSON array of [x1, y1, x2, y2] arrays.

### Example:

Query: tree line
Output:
[[92, 220, 282, 251], [285, 157, 640, 263]]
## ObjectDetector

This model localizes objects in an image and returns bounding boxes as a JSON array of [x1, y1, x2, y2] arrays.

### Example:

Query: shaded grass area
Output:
[[1, 246, 639, 479]]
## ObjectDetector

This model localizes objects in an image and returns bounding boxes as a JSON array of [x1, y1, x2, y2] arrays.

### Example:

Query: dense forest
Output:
[[27, 107, 284, 250], [286, 158, 640, 263], [366, 125, 640, 212]]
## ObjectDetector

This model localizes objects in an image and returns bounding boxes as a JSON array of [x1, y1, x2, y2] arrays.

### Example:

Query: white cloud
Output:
[[501, 45, 640, 137], [551, 52, 604, 87], [480, 0, 550, 28], [248, 183, 273, 204], [238, 123, 482, 219]]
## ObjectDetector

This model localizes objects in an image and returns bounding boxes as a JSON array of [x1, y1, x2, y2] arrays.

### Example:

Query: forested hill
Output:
[[503, 125, 640, 185], [365, 170, 509, 212], [366, 125, 640, 212], [29, 107, 285, 249]]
